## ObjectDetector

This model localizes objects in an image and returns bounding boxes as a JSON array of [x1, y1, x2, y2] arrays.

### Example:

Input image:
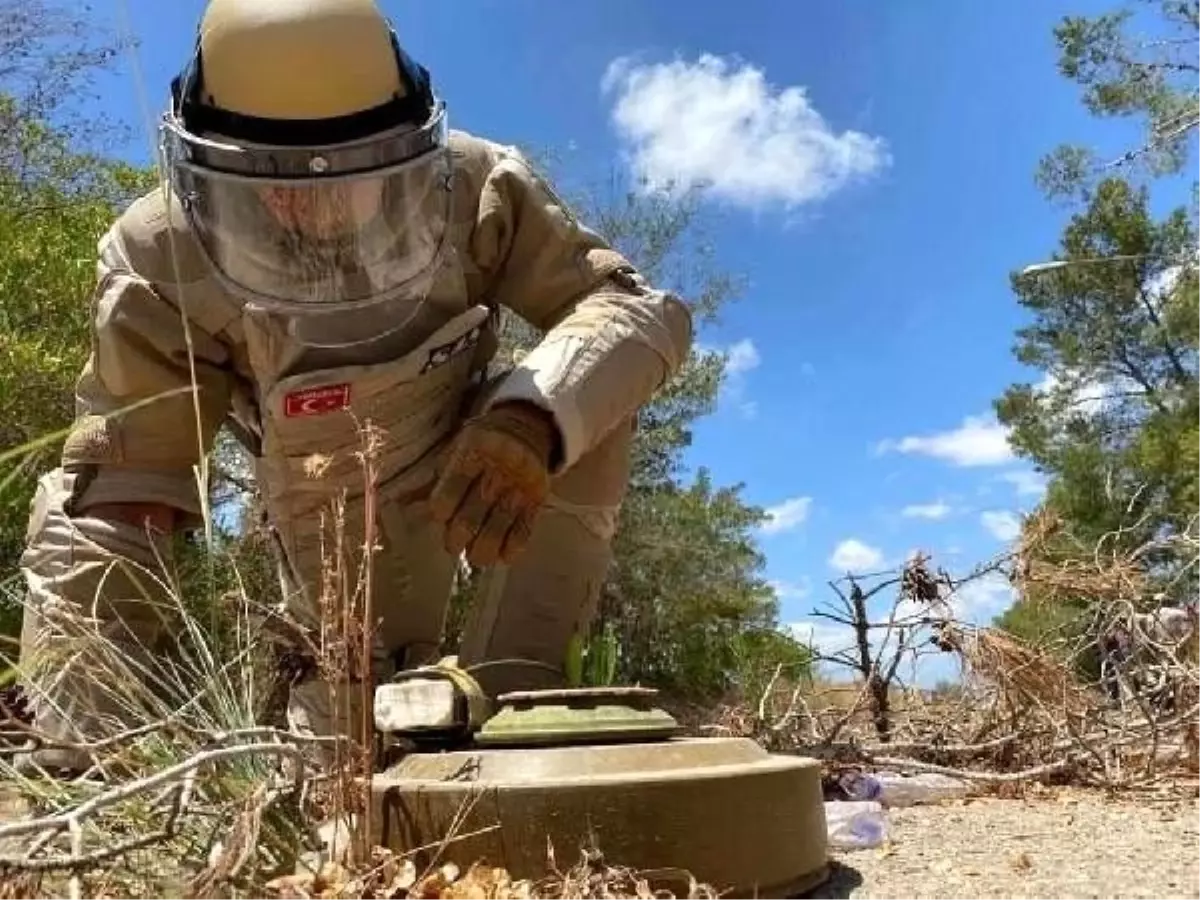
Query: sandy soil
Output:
[[812, 789, 1200, 900]]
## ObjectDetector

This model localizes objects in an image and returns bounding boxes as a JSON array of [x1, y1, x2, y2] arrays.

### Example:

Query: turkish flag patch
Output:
[[284, 383, 351, 418]]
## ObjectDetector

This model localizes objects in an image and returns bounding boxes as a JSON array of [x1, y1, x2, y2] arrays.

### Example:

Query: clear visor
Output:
[[161, 109, 452, 312]]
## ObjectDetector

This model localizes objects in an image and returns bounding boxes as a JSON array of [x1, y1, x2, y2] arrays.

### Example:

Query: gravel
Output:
[[813, 789, 1199, 899]]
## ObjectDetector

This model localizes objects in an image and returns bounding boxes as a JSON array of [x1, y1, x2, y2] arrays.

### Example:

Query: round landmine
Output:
[[371, 713, 829, 898]]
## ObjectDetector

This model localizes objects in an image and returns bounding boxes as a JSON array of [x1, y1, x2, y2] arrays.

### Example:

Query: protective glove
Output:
[[428, 401, 560, 567]]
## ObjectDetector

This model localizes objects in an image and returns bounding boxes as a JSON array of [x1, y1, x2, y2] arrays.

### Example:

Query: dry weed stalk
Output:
[[1013, 507, 1151, 608], [0, 574, 330, 898], [302, 415, 388, 867]]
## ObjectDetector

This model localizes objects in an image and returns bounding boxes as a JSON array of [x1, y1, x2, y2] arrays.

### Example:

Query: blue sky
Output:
[[85, 0, 1192, 684]]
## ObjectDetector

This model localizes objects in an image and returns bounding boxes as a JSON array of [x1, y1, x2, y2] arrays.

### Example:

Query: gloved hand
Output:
[[428, 401, 560, 566]]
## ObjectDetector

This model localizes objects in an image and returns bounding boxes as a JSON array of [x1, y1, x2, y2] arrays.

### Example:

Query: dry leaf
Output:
[[413, 861, 464, 899], [383, 858, 418, 896], [265, 873, 315, 899]]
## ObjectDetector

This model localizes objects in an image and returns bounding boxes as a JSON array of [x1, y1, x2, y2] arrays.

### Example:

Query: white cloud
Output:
[[949, 573, 1016, 622], [1000, 470, 1048, 498], [770, 578, 812, 601], [876, 415, 1014, 467], [725, 338, 761, 374], [1035, 370, 1111, 417], [789, 618, 855, 656], [761, 496, 813, 535], [829, 538, 884, 571], [602, 53, 889, 211], [980, 510, 1022, 542], [901, 501, 952, 520], [697, 338, 761, 418]]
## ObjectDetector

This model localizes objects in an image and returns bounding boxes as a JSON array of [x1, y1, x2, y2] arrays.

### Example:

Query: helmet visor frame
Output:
[[159, 102, 454, 313]]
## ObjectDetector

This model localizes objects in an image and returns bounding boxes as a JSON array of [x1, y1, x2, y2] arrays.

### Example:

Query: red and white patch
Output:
[[284, 383, 351, 418]]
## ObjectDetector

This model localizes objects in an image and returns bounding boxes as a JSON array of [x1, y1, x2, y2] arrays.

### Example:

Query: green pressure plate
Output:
[[474, 685, 680, 747]]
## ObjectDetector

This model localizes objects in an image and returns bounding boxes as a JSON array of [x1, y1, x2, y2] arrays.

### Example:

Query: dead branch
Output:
[[868, 755, 1076, 783], [0, 741, 306, 843]]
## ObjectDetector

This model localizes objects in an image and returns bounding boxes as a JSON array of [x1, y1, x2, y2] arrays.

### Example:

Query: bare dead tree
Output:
[[806, 550, 1018, 743], [0, 0, 136, 190], [807, 554, 940, 741]]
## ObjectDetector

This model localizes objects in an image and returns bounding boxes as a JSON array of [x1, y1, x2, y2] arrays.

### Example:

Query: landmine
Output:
[[370, 676, 830, 898]]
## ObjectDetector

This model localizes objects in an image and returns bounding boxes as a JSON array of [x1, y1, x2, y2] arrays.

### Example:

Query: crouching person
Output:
[[14, 0, 693, 774]]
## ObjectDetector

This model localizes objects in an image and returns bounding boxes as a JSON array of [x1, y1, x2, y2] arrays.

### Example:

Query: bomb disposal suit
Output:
[[16, 0, 692, 771]]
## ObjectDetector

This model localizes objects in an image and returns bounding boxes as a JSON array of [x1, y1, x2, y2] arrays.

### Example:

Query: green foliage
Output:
[[1037, 0, 1198, 198], [600, 468, 810, 700], [0, 0, 159, 596], [996, 0, 1200, 643], [994, 593, 1089, 646], [994, 595, 1104, 681], [0, 136, 156, 574], [995, 179, 1198, 587], [1004, 179, 1196, 379], [726, 625, 815, 703]]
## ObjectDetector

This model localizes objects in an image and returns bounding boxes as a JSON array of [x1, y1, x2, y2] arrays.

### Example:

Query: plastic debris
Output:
[[823, 800, 888, 850], [872, 771, 970, 807], [837, 770, 883, 801]]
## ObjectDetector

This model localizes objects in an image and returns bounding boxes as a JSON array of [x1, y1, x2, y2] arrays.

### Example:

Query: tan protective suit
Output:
[[17, 130, 693, 764]]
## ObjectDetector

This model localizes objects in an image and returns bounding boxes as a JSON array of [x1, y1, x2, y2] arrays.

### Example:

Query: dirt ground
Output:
[[813, 789, 1200, 900], [2, 781, 1197, 899]]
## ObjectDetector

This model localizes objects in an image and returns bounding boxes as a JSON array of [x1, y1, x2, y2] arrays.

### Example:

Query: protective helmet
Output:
[[159, 0, 452, 317]]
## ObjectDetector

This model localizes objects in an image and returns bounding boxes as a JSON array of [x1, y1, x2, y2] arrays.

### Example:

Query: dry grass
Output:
[[937, 623, 1097, 720], [1012, 507, 1152, 607], [0, 417, 382, 897]]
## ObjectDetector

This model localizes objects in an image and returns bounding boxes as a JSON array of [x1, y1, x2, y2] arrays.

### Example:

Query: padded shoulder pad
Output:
[[447, 129, 505, 182], [105, 188, 212, 288]]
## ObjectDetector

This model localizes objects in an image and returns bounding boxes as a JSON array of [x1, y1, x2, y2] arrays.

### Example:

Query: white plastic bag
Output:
[[873, 771, 969, 807], [823, 800, 887, 850]]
